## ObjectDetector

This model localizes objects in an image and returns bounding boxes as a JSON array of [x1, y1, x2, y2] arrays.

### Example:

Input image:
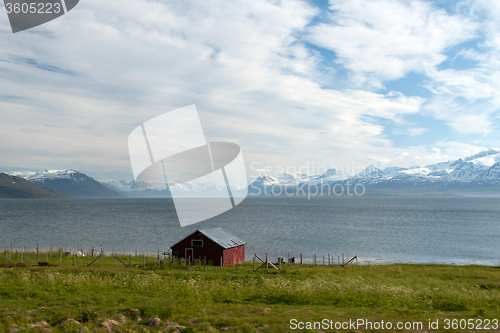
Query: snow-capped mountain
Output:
[[351, 165, 386, 179], [10, 149, 499, 198], [383, 166, 408, 176], [100, 178, 237, 198], [0, 173, 71, 199], [248, 148, 500, 195], [8, 169, 121, 198], [483, 162, 500, 180], [251, 175, 281, 187], [313, 168, 348, 181]]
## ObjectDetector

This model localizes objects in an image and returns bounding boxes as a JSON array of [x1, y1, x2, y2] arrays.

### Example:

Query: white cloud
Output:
[[449, 114, 492, 135], [307, 0, 478, 87], [408, 127, 428, 136], [1, 0, 499, 180], [0, 0, 429, 179], [394, 126, 427, 136]]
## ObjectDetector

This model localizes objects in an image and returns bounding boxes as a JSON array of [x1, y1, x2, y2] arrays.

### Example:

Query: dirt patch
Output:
[[0, 263, 28, 268], [37, 262, 59, 267]]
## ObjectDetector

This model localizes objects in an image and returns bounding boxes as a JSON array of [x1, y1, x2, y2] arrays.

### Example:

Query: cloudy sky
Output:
[[1, 0, 499, 180]]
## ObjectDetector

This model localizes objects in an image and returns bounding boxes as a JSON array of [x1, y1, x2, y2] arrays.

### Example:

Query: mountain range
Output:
[[0, 173, 71, 198], [4, 148, 500, 198], [101, 148, 500, 197], [7, 170, 121, 198], [248, 148, 500, 195]]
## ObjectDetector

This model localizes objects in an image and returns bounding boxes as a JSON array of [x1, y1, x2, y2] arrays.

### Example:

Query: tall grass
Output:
[[0, 260, 499, 332]]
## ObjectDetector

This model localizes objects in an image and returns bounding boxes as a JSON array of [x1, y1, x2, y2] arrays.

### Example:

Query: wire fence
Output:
[[1, 246, 358, 270]]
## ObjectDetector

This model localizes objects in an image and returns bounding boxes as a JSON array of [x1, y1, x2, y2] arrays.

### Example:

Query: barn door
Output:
[[185, 248, 193, 264]]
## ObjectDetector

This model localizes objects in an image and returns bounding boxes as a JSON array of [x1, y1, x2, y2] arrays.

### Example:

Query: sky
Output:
[[0, 0, 499, 181]]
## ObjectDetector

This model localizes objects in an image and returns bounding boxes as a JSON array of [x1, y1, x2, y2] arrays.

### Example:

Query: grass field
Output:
[[1, 251, 500, 332]]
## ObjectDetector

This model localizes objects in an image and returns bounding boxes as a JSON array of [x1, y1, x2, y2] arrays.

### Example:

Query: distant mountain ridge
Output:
[[7, 149, 500, 198], [0, 173, 71, 198], [8, 169, 122, 198], [248, 148, 500, 195], [98, 148, 500, 197]]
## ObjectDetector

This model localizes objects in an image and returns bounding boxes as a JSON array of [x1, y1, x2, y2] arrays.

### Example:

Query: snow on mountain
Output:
[[10, 169, 88, 182], [352, 165, 386, 179], [383, 166, 408, 174], [398, 167, 432, 178], [277, 173, 303, 183], [464, 149, 500, 162], [483, 162, 500, 180], [9, 169, 121, 198], [8, 171, 37, 179], [247, 148, 500, 192], [11, 149, 499, 198], [252, 175, 280, 187], [25, 169, 84, 182], [100, 179, 138, 192], [100, 178, 239, 197], [470, 152, 500, 167], [314, 168, 348, 181], [366, 149, 500, 185], [445, 161, 489, 181]]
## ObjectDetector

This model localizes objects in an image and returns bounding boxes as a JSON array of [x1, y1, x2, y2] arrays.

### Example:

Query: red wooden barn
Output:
[[171, 228, 246, 266]]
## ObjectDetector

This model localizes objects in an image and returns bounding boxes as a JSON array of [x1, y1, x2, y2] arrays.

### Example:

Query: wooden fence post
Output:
[[220, 257, 223, 271], [253, 255, 255, 271]]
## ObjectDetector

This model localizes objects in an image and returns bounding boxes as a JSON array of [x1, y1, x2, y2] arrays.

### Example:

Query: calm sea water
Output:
[[0, 196, 499, 265]]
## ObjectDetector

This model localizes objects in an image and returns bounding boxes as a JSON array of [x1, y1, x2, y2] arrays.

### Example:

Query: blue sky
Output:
[[0, 0, 499, 180]]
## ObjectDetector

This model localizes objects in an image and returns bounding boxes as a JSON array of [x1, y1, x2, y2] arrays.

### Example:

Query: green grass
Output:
[[1, 252, 500, 332]]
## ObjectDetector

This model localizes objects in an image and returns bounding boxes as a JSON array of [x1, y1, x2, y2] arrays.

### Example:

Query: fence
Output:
[[1, 246, 357, 271], [252, 252, 357, 271]]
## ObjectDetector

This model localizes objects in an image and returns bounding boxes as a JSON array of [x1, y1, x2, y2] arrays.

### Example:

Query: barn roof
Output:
[[171, 227, 246, 249], [198, 228, 246, 249]]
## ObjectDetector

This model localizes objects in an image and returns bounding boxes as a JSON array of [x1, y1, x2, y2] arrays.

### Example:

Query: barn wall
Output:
[[222, 245, 245, 266], [171, 230, 224, 266]]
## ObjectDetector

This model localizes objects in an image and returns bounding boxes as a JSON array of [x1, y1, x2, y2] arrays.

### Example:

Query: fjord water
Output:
[[0, 196, 499, 265]]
